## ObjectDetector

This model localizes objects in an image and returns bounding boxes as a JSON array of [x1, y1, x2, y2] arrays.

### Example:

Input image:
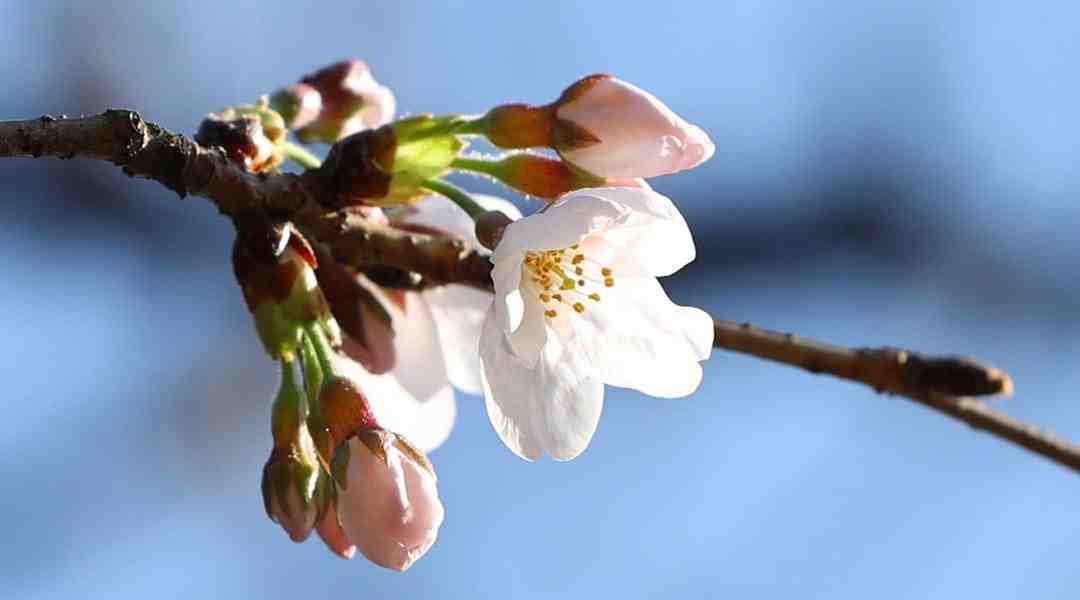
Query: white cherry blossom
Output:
[[479, 186, 713, 460]]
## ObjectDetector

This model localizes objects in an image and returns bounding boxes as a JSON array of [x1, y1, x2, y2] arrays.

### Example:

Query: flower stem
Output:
[[303, 322, 340, 380], [420, 178, 487, 219], [283, 141, 322, 170], [451, 157, 501, 178], [451, 116, 487, 136]]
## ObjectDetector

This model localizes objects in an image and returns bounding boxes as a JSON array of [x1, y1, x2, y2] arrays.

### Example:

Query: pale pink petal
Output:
[[317, 504, 357, 560], [556, 76, 714, 178], [337, 438, 444, 571], [479, 307, 604, 461], [421, 285, 490, 394]]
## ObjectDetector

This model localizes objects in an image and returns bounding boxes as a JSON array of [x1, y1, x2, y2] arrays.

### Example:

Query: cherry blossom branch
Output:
[[0, 110, 493, 289], [712, 320, 1080, 474], [0, 110, 315, 218], [4, 110, 1078, 474]]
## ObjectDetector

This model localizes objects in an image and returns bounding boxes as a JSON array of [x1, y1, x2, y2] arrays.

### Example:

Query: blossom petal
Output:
[[491, 192, 627, 263], [578, 187, 695, 277], [388, 292, 450, 403], [571, 276, 712, 398], [479, 307, 604, 460], [421, 284, 490, 394]]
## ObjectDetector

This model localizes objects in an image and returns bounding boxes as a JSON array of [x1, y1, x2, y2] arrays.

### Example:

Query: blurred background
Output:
[[2, 1, 1079, 598]]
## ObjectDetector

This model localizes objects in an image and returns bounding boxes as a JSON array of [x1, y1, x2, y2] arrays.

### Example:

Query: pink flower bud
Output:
[[336, 431, 444, 571], [296, 59, 396, 144], [270, 83, 323, 130], [553, 74, 715, 178], [317, 503, 358, 560]]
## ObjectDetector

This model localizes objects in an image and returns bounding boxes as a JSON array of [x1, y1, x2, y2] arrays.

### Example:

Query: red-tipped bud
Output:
[[296, 59, 396, 144]]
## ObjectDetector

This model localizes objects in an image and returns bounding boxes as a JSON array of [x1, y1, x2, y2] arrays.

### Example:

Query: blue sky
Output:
[[2, 2, 1079, 598]]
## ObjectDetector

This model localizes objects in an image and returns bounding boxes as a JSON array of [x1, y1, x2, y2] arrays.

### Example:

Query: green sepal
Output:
[[387, 116, 466, 203]]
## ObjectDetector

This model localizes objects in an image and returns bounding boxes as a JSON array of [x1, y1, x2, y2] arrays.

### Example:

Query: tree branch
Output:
[[0, 110, 314, 218], [713, 320, 1080, 474], [3, 109, 1078, 475]]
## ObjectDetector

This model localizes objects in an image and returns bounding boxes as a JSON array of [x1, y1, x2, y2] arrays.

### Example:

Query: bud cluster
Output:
[[222, 59, 717, 573], [233, 219, 445, 570]]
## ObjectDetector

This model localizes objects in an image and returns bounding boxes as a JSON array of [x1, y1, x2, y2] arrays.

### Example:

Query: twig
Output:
[[713, 320, 1080, 474], [0, 111, 314, 218], [3, 109, 1079, 474]]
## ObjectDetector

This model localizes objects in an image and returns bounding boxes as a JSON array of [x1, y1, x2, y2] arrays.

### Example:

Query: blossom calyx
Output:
[[295, 59, 396, 144], [195, 102, 287, 173], [311, 375, 380, 465], [318, 116, 464, 208], [335, 430, 443, 571], [461, 153, 606, 200]]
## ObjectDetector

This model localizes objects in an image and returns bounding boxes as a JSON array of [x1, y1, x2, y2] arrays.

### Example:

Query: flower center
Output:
[[522, 244, 614, 319]]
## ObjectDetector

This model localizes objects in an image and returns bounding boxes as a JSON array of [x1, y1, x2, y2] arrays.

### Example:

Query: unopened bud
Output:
[[335, 430, 443, 571], [551, 74, 714, 178], [318, 115, 464, 208], [318, 126, 397, 207], [196, 102, 287, 173], [262, 359, 321, 543], [296, 59, 396, 144], [475, 210, 514, 251], [262, 445, 320, 542], [270, 83, 323, 131]]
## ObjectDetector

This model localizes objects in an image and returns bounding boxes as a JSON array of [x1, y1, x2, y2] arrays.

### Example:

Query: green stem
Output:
[[451, 157, 501, 178], [420, 179, 487, 219], [283, 141, 322, 170], [303, 322, 340, 379], [452, 116, 488, 136]]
